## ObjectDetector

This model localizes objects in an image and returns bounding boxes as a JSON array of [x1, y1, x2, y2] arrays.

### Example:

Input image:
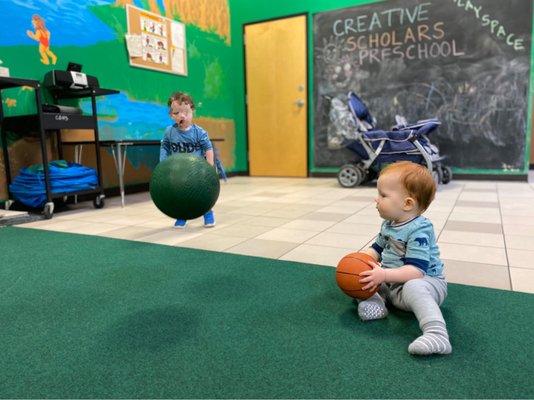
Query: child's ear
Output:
[[404, 197, 416, 210]]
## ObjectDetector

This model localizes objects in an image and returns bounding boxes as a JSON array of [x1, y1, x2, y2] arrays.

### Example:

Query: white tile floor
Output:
[[17, 174, 534, 294]]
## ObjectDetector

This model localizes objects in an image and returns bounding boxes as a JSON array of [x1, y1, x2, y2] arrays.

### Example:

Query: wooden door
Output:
[[245, 15, 307, 177]]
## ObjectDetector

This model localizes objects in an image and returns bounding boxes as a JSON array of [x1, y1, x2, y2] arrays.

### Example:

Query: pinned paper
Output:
[[125, 34, 143, 57]]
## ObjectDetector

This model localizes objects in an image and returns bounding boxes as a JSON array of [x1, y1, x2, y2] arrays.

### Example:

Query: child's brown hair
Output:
[[380, 161, 436, 211], [167, 92, 195, 109]]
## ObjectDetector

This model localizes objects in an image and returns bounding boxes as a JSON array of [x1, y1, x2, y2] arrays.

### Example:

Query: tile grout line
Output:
[[131, 191, 343, 252], [497, 186, 514, 291], [274, 197, 376, 261], [275, 184, 465, 264], [433, 183, 512, 278], [436, 183, 464, 242], [22, 180, 531, 291], [220, 195, 349, 254], [136, 194, 339, 250]]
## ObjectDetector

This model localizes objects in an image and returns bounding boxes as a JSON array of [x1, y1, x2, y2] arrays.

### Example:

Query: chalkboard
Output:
[[313, 0, 532, 170]]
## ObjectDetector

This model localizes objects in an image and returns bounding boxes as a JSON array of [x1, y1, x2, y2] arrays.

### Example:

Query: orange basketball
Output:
[[336, 252, 378, 300]]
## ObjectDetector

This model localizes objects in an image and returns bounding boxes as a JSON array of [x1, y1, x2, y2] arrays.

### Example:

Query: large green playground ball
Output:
[[150, 154, 220, 220]]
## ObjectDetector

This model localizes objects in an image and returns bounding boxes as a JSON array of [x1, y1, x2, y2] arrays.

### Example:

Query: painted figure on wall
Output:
[[26, 14, 57, 65]]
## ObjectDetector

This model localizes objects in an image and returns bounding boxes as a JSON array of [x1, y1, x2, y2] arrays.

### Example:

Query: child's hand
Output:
[[359, 264, 387, 292]]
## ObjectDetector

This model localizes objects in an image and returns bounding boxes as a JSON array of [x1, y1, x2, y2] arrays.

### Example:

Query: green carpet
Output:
[[1, 226, 533, 398]]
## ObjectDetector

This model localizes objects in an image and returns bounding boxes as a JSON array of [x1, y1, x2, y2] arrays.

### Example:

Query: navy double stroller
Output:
[[329, 92, 452, 188]]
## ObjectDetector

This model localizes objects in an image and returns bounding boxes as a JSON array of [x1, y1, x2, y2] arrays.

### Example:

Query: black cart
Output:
[[0, 76, 119, 218]]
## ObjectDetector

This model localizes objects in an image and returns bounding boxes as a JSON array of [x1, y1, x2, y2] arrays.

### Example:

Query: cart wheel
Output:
[[4, 200, 14, 210], [432, 165, 443, 186], [93, 194, 105, 209], [43, 202, 54, 219], [338, 164, 365, 188], [441, 165, 453, 184]]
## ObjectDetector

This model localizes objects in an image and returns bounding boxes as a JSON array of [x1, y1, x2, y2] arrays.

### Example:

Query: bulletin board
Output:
[[125, 4, 187, 76]]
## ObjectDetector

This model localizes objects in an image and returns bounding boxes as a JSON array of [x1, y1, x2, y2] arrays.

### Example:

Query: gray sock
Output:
[[357, 293, 388, 321], [408, 321, 452, 355]]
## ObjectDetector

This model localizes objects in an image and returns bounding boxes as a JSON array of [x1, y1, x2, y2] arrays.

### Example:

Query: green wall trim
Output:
[[525, 13, 534, 172], [310, 167, 529, 175], [310, 167, 339, 173], [452, 168, 526, 175]]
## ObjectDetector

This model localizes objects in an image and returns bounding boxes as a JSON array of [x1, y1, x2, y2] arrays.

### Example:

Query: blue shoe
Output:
[[203, 210, 215, 227], [174, 219, 187, 229]]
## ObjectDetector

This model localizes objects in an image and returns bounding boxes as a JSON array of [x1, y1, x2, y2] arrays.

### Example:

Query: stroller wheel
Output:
[[338, 164, 365, 188], [441, 165, 453, 184]]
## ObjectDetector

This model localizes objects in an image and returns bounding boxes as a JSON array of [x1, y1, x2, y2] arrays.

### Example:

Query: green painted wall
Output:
[[228, 0, 381, 174], [228, 0, 533, 175], [1, 3, 234, 120], [1, 0, 532, 191], [0, 1, 236, 201]]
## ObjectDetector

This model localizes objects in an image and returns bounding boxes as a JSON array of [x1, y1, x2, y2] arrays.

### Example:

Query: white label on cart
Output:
[[69, 71, 88, 89]]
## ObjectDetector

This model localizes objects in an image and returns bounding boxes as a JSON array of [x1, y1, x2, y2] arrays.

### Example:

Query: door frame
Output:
[[242, 13, 310, 177]]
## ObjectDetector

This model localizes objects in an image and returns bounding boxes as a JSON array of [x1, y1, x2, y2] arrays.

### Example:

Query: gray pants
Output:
[[379, 276, 448, 328]]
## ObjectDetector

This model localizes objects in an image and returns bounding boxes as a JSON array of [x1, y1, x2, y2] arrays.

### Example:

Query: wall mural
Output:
[[26, 14, 58, 65], [0, 0, 234, 200]]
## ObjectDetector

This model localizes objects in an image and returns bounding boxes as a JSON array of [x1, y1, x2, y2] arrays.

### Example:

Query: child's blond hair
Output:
[[380, 161, 436, 211]]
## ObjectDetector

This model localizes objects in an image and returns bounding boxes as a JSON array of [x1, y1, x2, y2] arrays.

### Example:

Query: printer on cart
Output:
[[43, 62, 99, 90]]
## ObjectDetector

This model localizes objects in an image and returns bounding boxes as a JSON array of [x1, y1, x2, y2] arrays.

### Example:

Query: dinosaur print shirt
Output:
[[371, 216, 444, 277]]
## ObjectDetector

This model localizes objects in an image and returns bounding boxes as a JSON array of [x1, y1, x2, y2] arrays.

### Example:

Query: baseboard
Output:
[[79, 173, 250, 202], [106, 182, 149, 197], [453, 174, 528, 181], [310, 171, 528, 181], [309, 172, 336, 178], [225, 171, 249, 177], [0, 173, 251, 209]]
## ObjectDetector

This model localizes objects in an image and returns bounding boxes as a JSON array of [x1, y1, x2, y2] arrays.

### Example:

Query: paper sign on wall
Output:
[[125, 4, 187, 76]]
